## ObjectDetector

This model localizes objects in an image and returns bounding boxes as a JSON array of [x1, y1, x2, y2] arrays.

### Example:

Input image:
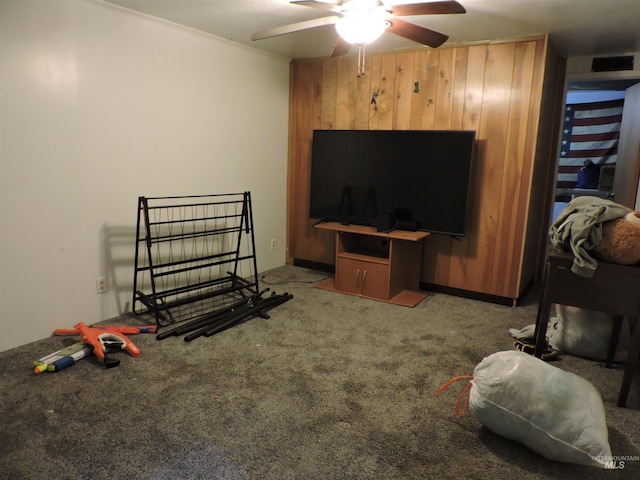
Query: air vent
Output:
[[591, 56, 634, 72]]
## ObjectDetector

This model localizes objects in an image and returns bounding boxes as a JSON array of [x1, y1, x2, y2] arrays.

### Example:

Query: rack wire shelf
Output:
[[132, 192, 259, 327]]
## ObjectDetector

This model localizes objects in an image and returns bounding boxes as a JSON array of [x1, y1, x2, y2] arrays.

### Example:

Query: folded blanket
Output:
[[549, 196, 630, 278]]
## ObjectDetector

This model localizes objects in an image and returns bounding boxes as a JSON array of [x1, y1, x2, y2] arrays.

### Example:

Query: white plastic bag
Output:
[[440, 351, 613, 468], [548, 305, 630, 362]]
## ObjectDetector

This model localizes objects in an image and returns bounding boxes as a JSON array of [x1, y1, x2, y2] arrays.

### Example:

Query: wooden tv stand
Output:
[[314, 222, 430, 307]]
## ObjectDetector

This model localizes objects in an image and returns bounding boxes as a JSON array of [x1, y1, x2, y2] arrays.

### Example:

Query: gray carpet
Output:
[[1, 265, 639, 479]]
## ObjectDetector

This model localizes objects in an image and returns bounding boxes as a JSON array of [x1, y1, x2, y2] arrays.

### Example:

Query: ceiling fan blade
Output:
[[391, 1, 466, 16], [331, 37, 353, 57], [290, 1, 341, 13], [252, 15, 340, 41], [386, 18, 449, 48]]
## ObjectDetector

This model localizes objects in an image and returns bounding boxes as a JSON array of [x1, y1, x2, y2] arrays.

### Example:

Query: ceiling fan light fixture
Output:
[[335, 2, 390, 45]]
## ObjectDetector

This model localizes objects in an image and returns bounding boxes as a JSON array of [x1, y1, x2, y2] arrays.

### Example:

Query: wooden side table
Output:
[[534, 248, 640, 407]]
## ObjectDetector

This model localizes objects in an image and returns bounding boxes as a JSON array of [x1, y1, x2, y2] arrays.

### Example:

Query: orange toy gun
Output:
[[53, 322, 157, 368]]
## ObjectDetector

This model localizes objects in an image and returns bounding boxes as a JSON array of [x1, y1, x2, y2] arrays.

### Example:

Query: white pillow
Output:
[[469, 350, 612, 468]]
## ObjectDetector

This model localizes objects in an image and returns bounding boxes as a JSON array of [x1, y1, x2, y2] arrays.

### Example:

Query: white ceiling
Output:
[[100, 0, 640, 60]]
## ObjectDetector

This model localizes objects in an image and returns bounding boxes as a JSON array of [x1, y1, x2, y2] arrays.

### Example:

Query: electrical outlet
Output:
[[96, 276, 106, 294], [270, 238, 276, 250]]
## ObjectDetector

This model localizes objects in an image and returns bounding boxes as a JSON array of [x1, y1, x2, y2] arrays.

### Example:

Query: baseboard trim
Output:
[[292, 258, 525, 307], [419, 283, 517, 307], [292, 258, 335, 273]]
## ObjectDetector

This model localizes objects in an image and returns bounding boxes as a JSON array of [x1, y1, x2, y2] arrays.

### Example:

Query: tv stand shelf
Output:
[[314, 222, 429, 307]]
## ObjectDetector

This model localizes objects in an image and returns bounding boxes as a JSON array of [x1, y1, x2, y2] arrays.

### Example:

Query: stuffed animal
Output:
[[593, 211, 640, 265]]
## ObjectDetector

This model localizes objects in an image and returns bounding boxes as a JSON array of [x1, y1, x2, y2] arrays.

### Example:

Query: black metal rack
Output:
[[132, 192, 260, 327]]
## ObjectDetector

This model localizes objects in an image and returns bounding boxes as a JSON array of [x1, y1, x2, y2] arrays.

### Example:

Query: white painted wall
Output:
[[566, 90, 626, 104], [566, 52, 640, 79], [0, 0, 291, 352]]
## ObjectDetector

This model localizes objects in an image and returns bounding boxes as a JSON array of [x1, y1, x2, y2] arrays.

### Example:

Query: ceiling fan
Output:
[[252, 1, 466, 58]]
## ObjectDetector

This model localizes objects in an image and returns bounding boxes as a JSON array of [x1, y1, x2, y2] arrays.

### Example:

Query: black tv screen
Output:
[[309, 129, 476, 236]]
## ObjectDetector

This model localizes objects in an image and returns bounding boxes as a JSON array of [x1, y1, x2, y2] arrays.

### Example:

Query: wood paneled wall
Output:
[[287, 36, 563, 301]]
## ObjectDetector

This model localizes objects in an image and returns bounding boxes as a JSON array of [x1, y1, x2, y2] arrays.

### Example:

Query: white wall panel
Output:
[[0, 0, 290, 351]]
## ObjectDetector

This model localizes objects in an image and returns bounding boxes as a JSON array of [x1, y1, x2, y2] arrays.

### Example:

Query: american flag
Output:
[[556, 98, 624, 198]]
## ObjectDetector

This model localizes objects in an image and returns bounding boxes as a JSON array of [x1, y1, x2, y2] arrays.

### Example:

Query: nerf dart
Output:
[[47, 345, 93, 372], [33, 341, 86, 374], [53, 323, 157, 368]]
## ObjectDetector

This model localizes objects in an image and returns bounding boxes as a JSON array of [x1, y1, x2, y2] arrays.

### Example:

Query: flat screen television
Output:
[[309, 129, 476, 236]]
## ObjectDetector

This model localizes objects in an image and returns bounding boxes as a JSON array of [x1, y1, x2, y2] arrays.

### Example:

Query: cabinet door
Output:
[[336, 257, 364, 295], [360, 261, 390, 300], [336, 257, 390, 299]]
